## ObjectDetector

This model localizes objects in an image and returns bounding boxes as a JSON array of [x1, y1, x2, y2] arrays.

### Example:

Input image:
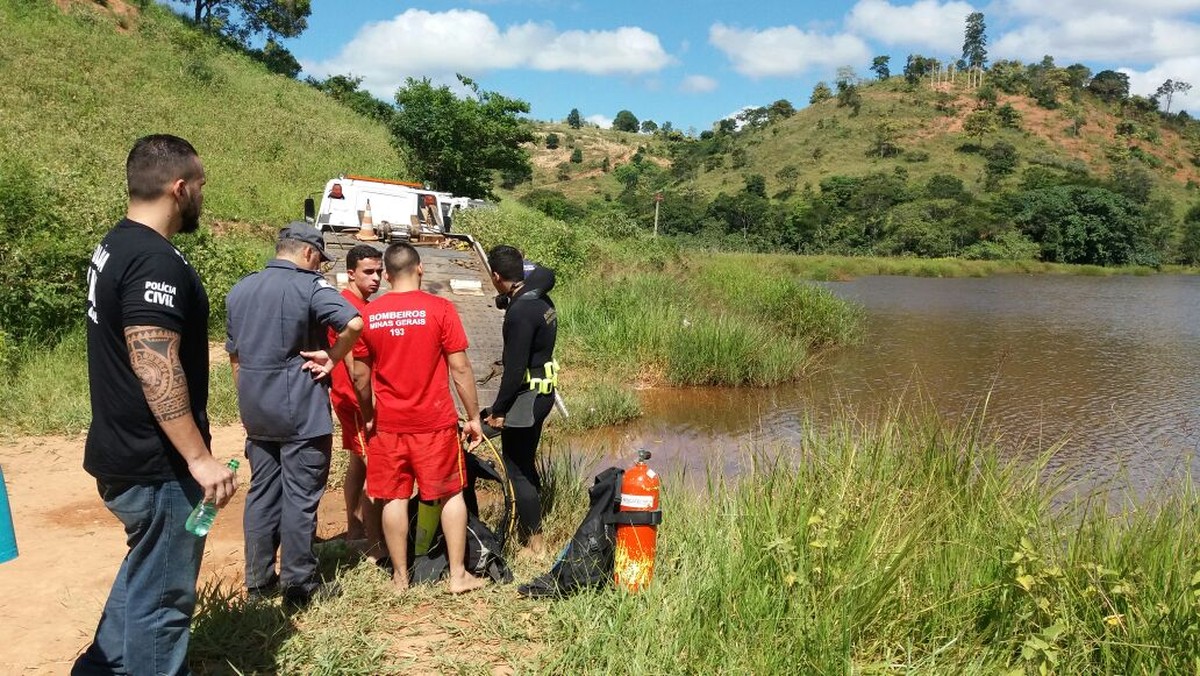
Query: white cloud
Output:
[[990, 0, 1200, 64], [586, 114, 613, 128], [993, 14, 1200, 62], [1003, 0, 1200, 20], [846, 0, 977, 53], [709, 23, 870, 77], [1120, 56, 1200, 113], [301, 9, 672, 96], [680, 74, 718, 93], [528, 26, 674, 74]]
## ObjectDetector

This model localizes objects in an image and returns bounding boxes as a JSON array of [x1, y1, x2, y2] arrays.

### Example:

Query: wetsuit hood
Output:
[[520, 265, 556, 296]]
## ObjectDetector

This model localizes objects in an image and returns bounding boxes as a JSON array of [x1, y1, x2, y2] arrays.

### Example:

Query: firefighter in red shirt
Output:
[[352, 242, 486, 594], [328, 245, 384, 552]]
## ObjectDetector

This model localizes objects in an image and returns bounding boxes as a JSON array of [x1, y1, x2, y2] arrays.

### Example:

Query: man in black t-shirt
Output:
[[74, 135, 238, 676]]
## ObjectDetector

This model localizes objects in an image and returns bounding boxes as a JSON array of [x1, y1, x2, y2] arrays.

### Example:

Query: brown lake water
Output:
[[572, 274, 1200, 497]]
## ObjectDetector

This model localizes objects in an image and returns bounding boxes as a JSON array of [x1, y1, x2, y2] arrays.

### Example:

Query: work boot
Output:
[[282, 581, 342, 611]]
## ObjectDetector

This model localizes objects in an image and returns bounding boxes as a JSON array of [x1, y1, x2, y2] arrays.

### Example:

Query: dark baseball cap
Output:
[[279, 221, 335, 262]]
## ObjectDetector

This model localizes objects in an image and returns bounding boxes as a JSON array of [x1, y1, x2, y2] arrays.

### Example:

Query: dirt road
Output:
[[0, 425, 349, 673]]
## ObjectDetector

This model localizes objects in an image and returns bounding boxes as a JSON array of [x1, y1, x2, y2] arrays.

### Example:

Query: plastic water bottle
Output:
[[185, 459, 239, 536]]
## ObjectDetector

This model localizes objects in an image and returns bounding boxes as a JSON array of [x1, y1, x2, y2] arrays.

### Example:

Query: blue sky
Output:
[[273, 0, 1200, 131]]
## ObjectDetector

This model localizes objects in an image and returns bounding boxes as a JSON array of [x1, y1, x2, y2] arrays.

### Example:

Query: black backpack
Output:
[[408, 505, 513, 585], [518, 467, 624, 598]]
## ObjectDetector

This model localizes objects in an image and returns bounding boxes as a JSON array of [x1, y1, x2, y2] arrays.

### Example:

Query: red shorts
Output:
[[366, 426, 465, 501], [334, 404, 367, 457]]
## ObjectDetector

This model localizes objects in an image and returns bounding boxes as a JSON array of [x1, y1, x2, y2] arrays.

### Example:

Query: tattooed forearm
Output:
[[124, 325, 191, 423]]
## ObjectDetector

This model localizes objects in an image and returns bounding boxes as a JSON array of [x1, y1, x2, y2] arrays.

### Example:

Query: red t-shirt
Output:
[[328, 289, 369, 411], [357, 290, 469, 433]]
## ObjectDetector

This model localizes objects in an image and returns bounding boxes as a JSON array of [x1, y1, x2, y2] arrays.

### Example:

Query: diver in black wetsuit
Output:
[[484, 245, 557, 557]]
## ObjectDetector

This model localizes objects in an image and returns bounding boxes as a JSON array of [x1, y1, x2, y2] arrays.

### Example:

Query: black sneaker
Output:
[[246, 578, 280, 602], [282, 581, 342, 611]]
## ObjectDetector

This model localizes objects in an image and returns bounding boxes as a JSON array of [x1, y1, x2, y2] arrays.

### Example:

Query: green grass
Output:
[[188, 545, 545, 674], [751, 251, 1170, 280], [553, 380, 642, 432], [0, 330, 92, 435], [0, 328, 243, 437], [0, 0, 404, 230], [540, 410, 1200, 673], [187, 407, 1200, 673], [556, 273, 817, 387]]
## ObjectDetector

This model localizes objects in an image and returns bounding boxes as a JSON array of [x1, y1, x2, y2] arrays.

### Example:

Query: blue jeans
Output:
[[72, 478, 205, 676]]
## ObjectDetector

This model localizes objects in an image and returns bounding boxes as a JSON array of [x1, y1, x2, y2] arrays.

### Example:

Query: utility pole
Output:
[[653, 192, 662, 237]]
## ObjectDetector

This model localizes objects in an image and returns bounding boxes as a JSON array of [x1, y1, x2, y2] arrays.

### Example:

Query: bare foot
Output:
[[447, 572, 488, 594], [392, 570, 410, 592]]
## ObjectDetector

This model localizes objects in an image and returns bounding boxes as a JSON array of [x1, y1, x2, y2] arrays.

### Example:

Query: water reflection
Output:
[[570, 274, 1200, 497]]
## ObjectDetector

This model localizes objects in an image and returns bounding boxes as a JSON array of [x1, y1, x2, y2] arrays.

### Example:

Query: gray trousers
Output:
[[242, 435, 331, 594]]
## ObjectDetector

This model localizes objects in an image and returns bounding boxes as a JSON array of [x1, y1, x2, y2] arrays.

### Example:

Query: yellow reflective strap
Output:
[[525, 361, 561, 393]]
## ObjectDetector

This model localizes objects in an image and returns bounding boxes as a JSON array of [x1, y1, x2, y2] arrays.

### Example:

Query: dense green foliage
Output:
[[390, 75, 535, 199], [175, 0, 310, 43], [1008, 186, 1165, 265], [304, 74, 394, 123], [613, 109, 640, 133]]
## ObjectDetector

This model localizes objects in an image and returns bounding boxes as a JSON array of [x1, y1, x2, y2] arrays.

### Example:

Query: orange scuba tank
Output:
[[614, 449, 662, 592]]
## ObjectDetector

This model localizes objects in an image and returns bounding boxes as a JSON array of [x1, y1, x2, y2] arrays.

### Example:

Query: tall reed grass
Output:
[[554, 380, 642, 431], [555, 266, 858, 387], [762, 253, 1165, 281], [539, 411, 1200, 674]]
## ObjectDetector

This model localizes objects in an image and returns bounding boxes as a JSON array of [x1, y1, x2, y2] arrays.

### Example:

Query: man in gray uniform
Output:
[[226, 222, 364, 609]]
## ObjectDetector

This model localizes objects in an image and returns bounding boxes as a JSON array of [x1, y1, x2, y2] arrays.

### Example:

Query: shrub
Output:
[[961, 230, 1041, 260], [518, 189, 586, 222], [0, 156, 97, 344], [175, 230, 272, 333], [456, 201, 589, 279], [581, 205, 644, 240]]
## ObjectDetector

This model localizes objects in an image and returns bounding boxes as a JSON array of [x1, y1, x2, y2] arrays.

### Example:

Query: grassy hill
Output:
[[0, 0, 404, 229], [700, 79, 1197, 203], [0, 0, 409, 347], [521, 77, 1200, 210], [519, 122, 673, 201]]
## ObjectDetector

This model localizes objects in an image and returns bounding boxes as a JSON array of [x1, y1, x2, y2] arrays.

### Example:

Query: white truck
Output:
[[303, 174, 481, 241]]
